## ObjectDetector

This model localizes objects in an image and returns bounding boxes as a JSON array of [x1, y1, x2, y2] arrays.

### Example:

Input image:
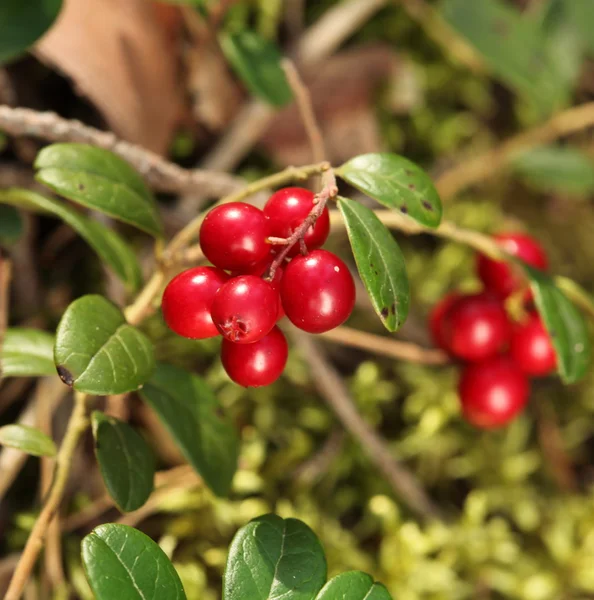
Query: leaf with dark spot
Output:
[[57, 365, 74, 386]]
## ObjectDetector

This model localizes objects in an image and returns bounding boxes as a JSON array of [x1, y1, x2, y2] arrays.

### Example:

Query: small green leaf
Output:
[[220, 31, 292, 107], [0, 188, 142, 291], [524, 267, 591, 383], [567, 0, 594, 55], [337, 153, 442, 228], [1, 328, 55, 378], [315, 572, 392, 600], [0, 205, 23, 247], [0, 424, 56, 457], [54, 295, 155, 395], [223, 514, 327, 600], [0, 0, 63, 64], [338, 197, 409, 332], [91, 412, 154, 512], [82, 523, 186, 600], [139, 363, 238, 497], [35, 144, 162, 238]]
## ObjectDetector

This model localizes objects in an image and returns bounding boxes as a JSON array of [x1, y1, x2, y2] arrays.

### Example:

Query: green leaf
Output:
[[524, 267, 591, 383], [1, 328, 55, 378], [220, 31, 292, 107], [54, 295, 155, 395], [338, 197, 409, 332], [315, 572, 392, 600], [567, 0, 594, 55], [512, 147, 594, 196], [0, 205, 23, 247], [91, 412, 154, 512], [223, 514, 327, 600], [337, 153, 442, 228], [0, 424, 56, 457], [139, 363, 238, 497], [0, 0, 63, 64], [35, 144, 162, 238], [82, 523, 186, 600], [0, 188, 142, 291]]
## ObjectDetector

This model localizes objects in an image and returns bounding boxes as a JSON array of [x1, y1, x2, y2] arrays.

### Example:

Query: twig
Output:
[[289, 328, 441, 519], [321, 326, 449, 365], [293, 428, 345, 485]]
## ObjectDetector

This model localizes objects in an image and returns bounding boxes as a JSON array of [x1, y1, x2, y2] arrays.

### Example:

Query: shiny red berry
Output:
[[264, 187, 330, 257], [510, 312, 556, 376], [162, 267, 229, 339], [221, 326, 288, 387], [199, 202, 270, 271], [459, 356, 530, 428], [281, 249, 355, 333], [211, 275, 278, 344], [477, 233, 548, 299], [443, 293, 511, 361], [429, 293, 460, 351]]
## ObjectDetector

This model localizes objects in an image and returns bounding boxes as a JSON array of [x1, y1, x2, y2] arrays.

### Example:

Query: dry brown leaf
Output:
[[34, 0, 185, 154]]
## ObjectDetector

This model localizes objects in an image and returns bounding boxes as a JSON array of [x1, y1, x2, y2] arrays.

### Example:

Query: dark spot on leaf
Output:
[[381, 307, 389, 318], [390, 303, 396, 316], [57, 365, 74, 386], [405, 170, 413, 176], [77, 183, 85, 191], [408, 184, 416, 190], [374, 270, 379, 275], [214, 406, 225, 419], [400, 205, 408, 214], [422, 201, 434, 211]]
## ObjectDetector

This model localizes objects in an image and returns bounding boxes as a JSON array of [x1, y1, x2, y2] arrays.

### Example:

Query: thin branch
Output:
[[293, 428, 345, 485]]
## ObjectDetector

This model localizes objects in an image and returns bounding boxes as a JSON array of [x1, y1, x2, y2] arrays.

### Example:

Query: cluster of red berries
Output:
[[162, 188, 356, 387], [430, 233, 555, 429]]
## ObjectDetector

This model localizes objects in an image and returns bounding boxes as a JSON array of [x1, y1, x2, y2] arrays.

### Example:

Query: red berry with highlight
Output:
[[459, 356, 530, 428], [429, 293, 460, 352], [199, 202, 270, 271], [281, 249, 355, 333], [264, 187, 330, 256], [477, 233, 548, 299], [211, 275, 278, 344], [162, 267, 229, 339], [221, 326, 288, 387], [510, 312, 556, 376]]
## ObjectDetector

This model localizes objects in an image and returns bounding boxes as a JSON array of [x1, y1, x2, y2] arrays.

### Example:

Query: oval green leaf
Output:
[[337, 153, 442, 228], [92, 411, 155, 512], [338, 197, 409, 332], [0, 424, 56, 457], [54, 295, 155, 395], [35, 144, 162, 238], [82, 523, 186, 600], [223, 514, 327, 600], [220, 31, 292, 107], [315, 572, 392, 600], [0, 0, 63, 64], [524, 267, 591, 384], [1, 328, 55, 378], [0, 188, 142, 291], [0, 205, 23, 247], [139, 362, 238, 497]]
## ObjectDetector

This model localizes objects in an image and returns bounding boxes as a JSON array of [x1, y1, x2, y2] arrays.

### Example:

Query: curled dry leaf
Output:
[[34, 0, 184, 154]]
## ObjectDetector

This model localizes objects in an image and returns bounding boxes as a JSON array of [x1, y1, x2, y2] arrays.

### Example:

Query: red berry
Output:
[[510, 312, 556, 376], [210, 275, 278, 344], [281, 249, 355, 333], [443, 293, 511, 361], [221, 326, 288, 387], [162, 267, 229, 339], [429, 293, 460, 351], [459, 356, 530, 428], [199, 202, 270, 271], [477, 233, 548, 299], [269, 265, 286, 320], [264, 187, 330, 257]]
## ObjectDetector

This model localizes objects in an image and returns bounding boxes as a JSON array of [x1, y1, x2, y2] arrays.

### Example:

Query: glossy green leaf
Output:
[[512, 147, 594, 196], [337, 153, 442, 228], [0, 205, 23, 246], [315, 572, 392, 600], [220, 31, 292, 107], [82, 523, 186, 600], [91, 412, 154, 512], [524, 267, 591, 383], [0, 188, 142, 291], [139, 363, 238, 496], [223, 514, 327, 600], [338, 197, 409, 332], [0, 424, 56, 457], [54, 295, 155, 395], [0, 0, 63, 64], [1, 328, 55, 378], [35, 144, 162, 237]]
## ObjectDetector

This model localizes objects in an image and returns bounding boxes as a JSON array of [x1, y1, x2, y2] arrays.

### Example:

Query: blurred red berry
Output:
[[510, 312, 556, 376]]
